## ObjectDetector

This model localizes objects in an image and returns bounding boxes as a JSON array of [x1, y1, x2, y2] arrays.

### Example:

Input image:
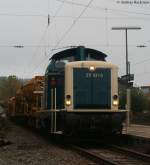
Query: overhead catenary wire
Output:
[[128, 39, 150, 67], [24, 26, 49, 77], [25, 0, 66, 77], [0, 44, 148, 48], [135, 71, 150, 77], [24, 0, 53, 77], [0, 13, 47, 17], [53, 16, 150, 20], [52, 0, 94, 49], [2, 0, 148, 81], [0, 42, 149, 51], [28, 0, 94, 75], [105, 8, 109, 49], [54, 0, 150, 67], [117, 54, 150, 71], [0, 12, 150, 20], [39, 0, 95, 53], [132, 57, 150, 66], [56, 0, 150, 16], [138, 39, 150, 47]]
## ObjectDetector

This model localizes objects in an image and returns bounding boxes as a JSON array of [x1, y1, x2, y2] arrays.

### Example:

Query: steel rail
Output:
[[109, 144, 150, 163], [70, 145, 120, 165], [70, 144, 150, 165]]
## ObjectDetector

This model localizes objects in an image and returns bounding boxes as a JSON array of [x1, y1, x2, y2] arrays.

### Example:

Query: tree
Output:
[[0, 75, 22, 107], [119, 84, 150, 112], [131, 87, 150, 112]]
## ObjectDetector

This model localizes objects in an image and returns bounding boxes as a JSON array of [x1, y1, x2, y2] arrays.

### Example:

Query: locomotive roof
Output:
[[50, 46, 107, 61]]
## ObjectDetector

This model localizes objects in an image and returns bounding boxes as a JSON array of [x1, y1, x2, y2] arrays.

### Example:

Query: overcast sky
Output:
[[0, 0, 150, 86]]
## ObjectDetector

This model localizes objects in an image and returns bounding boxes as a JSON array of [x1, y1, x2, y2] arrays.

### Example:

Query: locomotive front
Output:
[[44, 46, 126, 136], [64, 61, 126, 135], [65, 61, 118, 111]]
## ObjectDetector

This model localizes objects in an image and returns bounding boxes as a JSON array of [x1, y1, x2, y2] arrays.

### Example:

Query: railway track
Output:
[[120, 134, 150, 144], [70, 144, 150, 165]]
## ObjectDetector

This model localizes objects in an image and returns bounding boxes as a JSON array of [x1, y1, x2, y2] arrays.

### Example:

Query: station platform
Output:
[[123, 124, 150, 139]]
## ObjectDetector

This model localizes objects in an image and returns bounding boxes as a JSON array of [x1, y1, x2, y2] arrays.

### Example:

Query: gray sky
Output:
[[0, 0, 150, 86]]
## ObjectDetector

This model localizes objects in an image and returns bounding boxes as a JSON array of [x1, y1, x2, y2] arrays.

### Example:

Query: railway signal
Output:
[[121, 74, 134, 82], [121, 74, 134, 87]]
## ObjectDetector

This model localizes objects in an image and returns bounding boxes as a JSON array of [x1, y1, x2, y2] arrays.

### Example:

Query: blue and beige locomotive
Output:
[[44, 46, 126, 135]]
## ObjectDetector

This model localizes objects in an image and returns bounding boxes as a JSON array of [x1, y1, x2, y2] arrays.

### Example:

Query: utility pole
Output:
[[112, 27, 141, 78], [112, 27, 141, 127]]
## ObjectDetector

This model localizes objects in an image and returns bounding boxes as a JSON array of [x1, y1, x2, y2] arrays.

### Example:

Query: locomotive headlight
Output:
[[66, 95, 71, 106], [113, 100, 118, 106], [113, 95, 119, 106], [89, 66, 95, 71], [66, 100, 71, 106]]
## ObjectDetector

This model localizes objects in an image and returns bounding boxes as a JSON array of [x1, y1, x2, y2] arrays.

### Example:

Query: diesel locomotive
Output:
[[8, 46, 127, 136]]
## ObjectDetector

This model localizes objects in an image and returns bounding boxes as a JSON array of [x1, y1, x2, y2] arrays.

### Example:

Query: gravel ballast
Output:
[[0, 122, 95, 165]]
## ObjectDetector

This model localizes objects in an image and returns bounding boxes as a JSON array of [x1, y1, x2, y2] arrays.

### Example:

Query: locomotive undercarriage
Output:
[[10, 110, 126, 137], [31, 111, 126, 136], [61, 112, 126, 136]]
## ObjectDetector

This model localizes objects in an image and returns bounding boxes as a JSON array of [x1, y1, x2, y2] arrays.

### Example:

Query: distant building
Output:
[[141, 85, 150, 101]]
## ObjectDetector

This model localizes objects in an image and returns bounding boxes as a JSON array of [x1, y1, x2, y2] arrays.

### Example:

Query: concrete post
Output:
[[126, 88, 131, 127]]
